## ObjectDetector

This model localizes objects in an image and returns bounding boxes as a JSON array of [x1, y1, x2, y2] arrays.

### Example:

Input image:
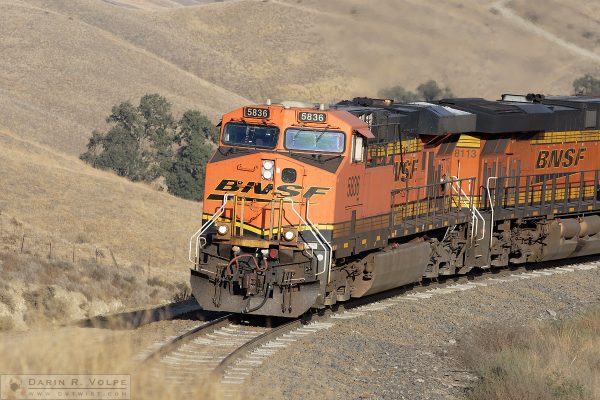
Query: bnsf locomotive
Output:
[[189, 94, 600, 317]]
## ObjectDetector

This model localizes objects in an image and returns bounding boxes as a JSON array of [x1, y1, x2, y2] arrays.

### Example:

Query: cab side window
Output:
[[352, 135, 365, 163]]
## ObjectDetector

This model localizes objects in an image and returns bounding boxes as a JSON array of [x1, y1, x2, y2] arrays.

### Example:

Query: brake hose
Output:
[[243, 284, 272, 314], [225, 253, 260, 277]]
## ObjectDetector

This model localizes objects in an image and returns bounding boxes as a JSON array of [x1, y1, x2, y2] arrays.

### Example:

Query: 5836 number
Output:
[[244, 107, 270, 119], [298, 112, 327, 123]]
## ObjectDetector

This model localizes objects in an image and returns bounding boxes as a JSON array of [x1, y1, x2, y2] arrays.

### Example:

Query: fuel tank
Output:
[[351, 240, 431, 298], [537, 216, 600, 261]]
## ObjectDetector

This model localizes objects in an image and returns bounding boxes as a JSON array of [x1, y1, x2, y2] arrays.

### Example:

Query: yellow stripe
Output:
[[456, 134, 480, 148], [368, 138, 423, 157], [531, 130, 600, 144], [202, 214, 334, 235]]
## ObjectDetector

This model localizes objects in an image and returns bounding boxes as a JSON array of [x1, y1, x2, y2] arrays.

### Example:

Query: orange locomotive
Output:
[[189, 94, 600, 317]]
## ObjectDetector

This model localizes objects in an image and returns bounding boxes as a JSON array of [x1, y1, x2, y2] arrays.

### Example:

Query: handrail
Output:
[[452, 181, 486, 242], [305, 200, 333, 283], [188, 194, 231, 264], [486, 176, 498, 258], [282, 198, 332, 282]]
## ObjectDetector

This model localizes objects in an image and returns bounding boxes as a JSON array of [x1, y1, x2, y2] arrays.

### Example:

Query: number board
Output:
[[298, 111, 327, 123], [244, 107, 270, 119]]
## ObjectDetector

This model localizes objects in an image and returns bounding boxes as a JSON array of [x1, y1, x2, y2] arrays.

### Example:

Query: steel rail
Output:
[[143, 313, 235, 362], [212, 318, 302, 378]]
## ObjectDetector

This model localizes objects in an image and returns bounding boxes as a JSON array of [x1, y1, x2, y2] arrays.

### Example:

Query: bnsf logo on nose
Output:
[[214, 179, 330, 199], [536, 148, 586, 169]]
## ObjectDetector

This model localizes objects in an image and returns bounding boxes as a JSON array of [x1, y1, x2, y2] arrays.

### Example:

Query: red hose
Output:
[[256, 256, 269, 273], [225, 253, 266, 276]]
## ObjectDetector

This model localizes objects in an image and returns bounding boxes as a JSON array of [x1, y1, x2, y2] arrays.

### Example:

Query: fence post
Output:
[[48, 241, 52, 260], [72, 244, 75, 263], [147, 254, 151, 279], [109, 249, 119, 268], [20, 235, 25, 253]]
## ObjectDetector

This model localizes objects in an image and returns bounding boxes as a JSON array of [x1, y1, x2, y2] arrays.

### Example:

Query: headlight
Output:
[[262, 160, 274, 180], [262, 168, 274, 180], [217, 225, 229, 235], [283, 230, 296, 241], [263, 160, 274, 170]]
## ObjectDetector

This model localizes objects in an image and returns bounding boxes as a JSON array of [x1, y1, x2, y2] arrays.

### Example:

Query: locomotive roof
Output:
[[334, 98, 477, 136], [334, 94, 600, 137], [439, 98, 585, 133]]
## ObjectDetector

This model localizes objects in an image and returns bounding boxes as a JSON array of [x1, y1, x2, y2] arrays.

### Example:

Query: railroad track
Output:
[[138, 257, 600, 398], [140, 312, 304, 398]]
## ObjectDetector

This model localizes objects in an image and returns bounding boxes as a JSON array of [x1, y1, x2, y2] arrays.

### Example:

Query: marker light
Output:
[[283, 230, 296, 241], [217, 225, 229, 236]]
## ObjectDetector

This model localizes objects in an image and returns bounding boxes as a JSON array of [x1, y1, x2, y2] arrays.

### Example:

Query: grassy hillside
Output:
[[2, 0, 599, 156], [0, 0, 249, 155], [277, 0, 600, 97], [463, 307, 600, 400], [507, 0, 600, 54], [0, 129, 201, 277]]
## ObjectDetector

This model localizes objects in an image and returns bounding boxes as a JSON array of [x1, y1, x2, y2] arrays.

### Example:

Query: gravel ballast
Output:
[[241, 262, 600, 400]]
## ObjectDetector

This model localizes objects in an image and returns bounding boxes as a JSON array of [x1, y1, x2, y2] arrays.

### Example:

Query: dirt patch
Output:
[[0, 251, 191, 330]]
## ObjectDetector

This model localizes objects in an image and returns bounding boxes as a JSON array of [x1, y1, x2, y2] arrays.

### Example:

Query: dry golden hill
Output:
[[507, 0, 600, 54], [0, 129, 200, 280], [0, 0, 249, 155], [3, 0, 599, 156]]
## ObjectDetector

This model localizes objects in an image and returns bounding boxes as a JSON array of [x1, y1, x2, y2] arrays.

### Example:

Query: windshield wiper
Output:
[[290, 152, 342, 164], [219, 146, 251, 156], [320, 154, 343, 162], [219, 147, 233, 156]]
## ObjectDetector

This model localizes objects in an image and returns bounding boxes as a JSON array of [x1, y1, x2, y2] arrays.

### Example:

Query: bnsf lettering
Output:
[[370, 153, 418, 182], [214, 180, 273, 194], [215, 179, 239, 191], [396, 159, 418, 182], [276, 184, 302, 197], [214, 180, 329, 199], [302, 187, 330, 199], [535, 148, 586, 169]]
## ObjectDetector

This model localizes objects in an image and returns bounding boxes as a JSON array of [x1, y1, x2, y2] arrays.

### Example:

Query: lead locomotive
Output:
[[189, 94, 600, 317]]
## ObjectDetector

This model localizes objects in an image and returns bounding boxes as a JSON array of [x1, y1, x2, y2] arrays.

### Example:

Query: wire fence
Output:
[[0, 212, 126, 269]]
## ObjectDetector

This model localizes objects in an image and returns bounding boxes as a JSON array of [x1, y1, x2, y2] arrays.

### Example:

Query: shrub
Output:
[[0, 315, 14, 332], [0, 286, 15, 313], [378, 79, 454, 103], [81, 94, 218, 201], [573, 74, 600, 96]]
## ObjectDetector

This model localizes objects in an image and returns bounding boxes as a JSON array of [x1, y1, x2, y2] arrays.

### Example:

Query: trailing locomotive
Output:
[[189, 94, 600, 317]]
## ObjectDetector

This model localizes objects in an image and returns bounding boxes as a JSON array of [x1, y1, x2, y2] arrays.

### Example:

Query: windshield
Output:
[[222, 123, 279, 148], [284, 128, 345, 153]]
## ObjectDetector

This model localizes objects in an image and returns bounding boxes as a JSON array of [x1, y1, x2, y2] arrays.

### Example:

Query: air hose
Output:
[[225, 253, 261, 277], [243, 284, 272, 314]]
